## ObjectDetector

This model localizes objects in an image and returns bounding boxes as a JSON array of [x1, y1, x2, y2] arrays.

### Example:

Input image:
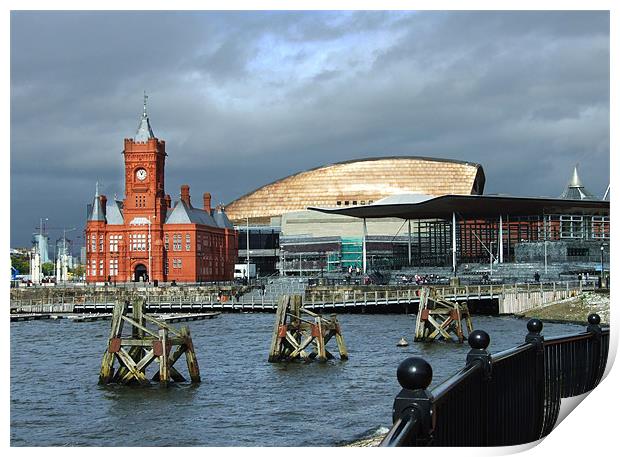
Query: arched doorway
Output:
[[134, 264, 148, 282]]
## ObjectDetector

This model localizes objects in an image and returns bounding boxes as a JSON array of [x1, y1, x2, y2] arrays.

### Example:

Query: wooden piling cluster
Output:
[[414, 287, 473, 343], [99, 299, 200, 386], [268, 295, 348, 362]]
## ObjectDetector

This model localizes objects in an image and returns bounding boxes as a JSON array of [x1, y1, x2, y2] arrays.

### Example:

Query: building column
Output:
[[452, 212, 457, 276], [407, 219, 412, 266], [362, 218, 368, 274], [499, 214, 503, 263]]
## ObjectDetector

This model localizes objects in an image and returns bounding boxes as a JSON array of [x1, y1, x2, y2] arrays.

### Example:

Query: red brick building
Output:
[[85, 97, 237, 283]]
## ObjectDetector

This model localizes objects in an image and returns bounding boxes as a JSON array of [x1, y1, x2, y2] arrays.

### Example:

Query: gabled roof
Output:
[[213, 207, 234, 229], [105, 200, 124, 225], [165, 200, 219, 227], [560, 166, 597, 200]]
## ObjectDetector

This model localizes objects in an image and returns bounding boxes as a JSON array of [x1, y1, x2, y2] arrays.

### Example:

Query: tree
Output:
[[41, 262, 55, 277], [70, 265, 85, 279], [10, 254, 30, 274]]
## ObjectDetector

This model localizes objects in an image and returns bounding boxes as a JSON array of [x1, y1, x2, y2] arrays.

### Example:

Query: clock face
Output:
[[136, 168, 147, 181]]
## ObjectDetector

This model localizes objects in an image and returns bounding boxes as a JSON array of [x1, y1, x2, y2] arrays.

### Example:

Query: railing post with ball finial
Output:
[[466, 329, 492, 379], [381, 357, 434, 446]]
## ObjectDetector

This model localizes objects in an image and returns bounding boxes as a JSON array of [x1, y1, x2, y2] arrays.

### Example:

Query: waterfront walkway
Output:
[[10, 279, 595, 316]]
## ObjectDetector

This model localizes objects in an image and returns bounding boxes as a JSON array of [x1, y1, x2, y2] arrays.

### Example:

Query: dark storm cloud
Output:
[[10, 11, 609, 248]]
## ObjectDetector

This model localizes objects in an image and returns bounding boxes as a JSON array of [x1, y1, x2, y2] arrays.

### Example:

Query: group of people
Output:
[[346, 266, 362, 276], [398, 273, 443, 285]]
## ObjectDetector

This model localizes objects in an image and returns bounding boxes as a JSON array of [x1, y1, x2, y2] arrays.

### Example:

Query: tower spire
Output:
[[135, 91, 155, 141], [89, 181, 105, 221], [143, 91, 148, 119], [569, 164, 583, 187], [560, 164, 596, 200]]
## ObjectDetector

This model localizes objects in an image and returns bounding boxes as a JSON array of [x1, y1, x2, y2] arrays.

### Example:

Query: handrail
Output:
[[491, 342, 534, 363], [544, 332, 593, 346], [432, 363, 481, 404], [379, 414, 418, 447], [381, 313, 608, 447]]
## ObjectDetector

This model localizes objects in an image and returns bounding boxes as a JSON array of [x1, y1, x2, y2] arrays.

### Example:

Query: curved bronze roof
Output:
[[225, 156, 485, 224]]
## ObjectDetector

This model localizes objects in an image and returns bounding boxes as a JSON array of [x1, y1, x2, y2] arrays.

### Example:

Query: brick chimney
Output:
[[203, 192, 212, 212], [165, 194, 171, 208], [99, 194, 107, 216], [180, 185, 191, 206]]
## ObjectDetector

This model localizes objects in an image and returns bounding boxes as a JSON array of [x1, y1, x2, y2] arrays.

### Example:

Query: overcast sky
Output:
[[10, 11, 610, 249]]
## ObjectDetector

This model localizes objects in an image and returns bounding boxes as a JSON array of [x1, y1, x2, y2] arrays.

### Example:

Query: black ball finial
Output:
[[588, 314, 601, 325], [468, 330, 490, 350], [527, 318, 543, 334], [397, 357, 433, 390]]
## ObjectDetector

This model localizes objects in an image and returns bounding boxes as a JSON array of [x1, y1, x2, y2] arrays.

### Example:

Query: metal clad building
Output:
[[226, 157, 486, 224]]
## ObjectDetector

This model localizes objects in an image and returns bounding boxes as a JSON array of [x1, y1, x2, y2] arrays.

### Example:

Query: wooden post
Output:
[[158, 328, 170, 386], [98, 300, 127, 384], [334, 317, 349, 360], [99, 298, 202, 387], [315, 317, 326, 362], [414, 287, 474, 343], [133, 298, 144, 350], [268, 294, 348, 364], [268, 296, 289, 362], [181, 326, 201, 383]]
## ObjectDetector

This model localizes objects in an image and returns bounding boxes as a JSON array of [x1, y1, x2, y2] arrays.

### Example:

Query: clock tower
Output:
[[85, 94, 238, 284], [120, 93, 169, 282], [123, 93, 168, 225]]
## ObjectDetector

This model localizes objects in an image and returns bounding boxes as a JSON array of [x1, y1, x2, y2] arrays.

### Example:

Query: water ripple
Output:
[[11, 314, 581, 446]]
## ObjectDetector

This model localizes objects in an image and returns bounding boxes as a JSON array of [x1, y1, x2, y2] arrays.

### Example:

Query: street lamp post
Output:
[[281, 249, 286, 277], [246, 217, 251, 284], [147, 216, 155, 284], [543, 216, 548, 274], [600, 244, 605, 287], [52, 242, 56, 281]]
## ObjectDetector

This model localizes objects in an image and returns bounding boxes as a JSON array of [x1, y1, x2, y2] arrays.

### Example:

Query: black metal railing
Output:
[[381, 314, 609, 447]]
